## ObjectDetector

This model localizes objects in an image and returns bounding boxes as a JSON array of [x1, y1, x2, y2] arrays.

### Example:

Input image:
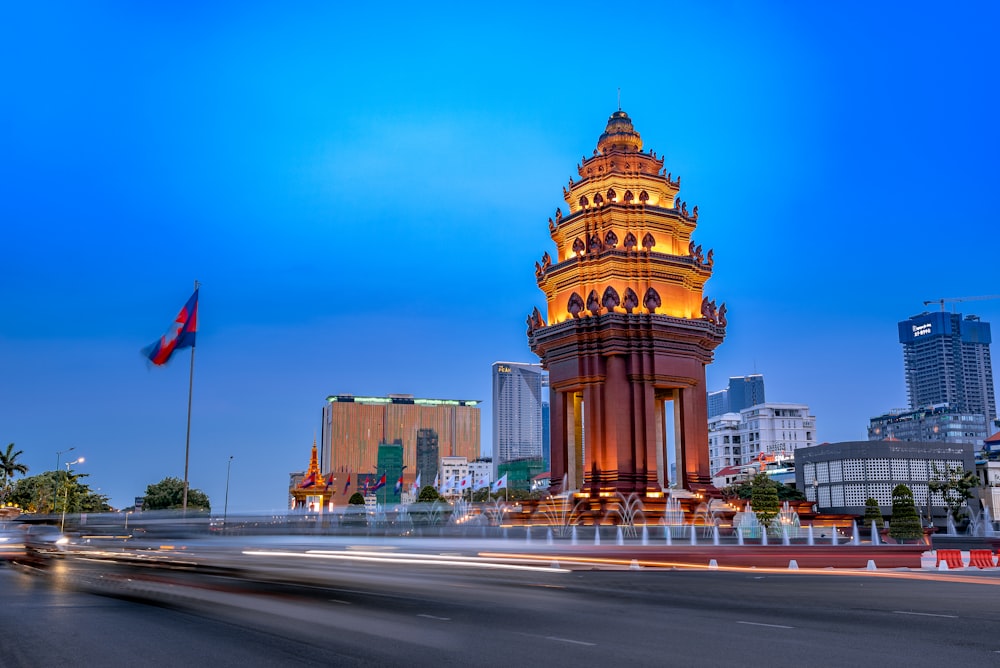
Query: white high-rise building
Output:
[[708, 402, 816, 474], [492, 362, 545, 475]]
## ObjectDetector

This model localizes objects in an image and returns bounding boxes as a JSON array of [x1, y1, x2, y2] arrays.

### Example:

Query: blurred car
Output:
[[0, 523, 26, 560], [22, 524, 71, 561]]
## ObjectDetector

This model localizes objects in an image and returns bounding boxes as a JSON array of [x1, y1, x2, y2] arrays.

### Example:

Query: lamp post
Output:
[[54, 447, 75, 514], [60, 457, 84, 532], [223, 455, 233, 527]]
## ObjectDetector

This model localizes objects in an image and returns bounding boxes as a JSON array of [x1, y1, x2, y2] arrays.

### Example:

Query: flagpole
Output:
[[182, 279, 199, 513]]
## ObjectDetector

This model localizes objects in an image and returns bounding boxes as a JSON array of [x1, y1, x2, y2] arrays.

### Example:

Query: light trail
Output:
[[241, 549, 570, 573]]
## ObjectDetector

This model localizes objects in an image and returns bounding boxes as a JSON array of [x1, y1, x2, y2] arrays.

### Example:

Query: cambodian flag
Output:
[[394, 474, 403, 495], [343, 474, 351, 495], [325, 472, 336, 490], [143, 289, 199, 366], [371, 473, 387, 491], [299, 472, 316, 488]]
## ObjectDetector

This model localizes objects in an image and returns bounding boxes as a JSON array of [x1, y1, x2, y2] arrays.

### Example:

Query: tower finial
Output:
[[617, 87, 621, 111]]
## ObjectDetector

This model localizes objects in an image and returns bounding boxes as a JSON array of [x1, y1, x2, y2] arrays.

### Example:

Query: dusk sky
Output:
[[3, 2, 998, 512]]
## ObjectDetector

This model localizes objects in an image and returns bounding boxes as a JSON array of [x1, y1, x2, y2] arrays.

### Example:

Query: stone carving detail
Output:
[[588, 234, 603, 254], [694, 244, 704, 263], [706, 249, 714, 268], [548, 217, 555, 232], [572, 237, 586, 256], [674, 196, 681, 210], [579, 195, 589, 208], [586, 289, 601, 315], [527, 306, 546, 334], [701, 298, 727, 327], [681, 201, 689, 217], [623, 190, 634, 204], [641, 232, 655, 251], [541, 251, 552, 271], [604, 230, 618, 248], [567, 292, 585, 319], [622, 287, 639, 314], [692, 205, 699, 220], [639, 190, 649, 203], [623, 232, 637, 251], [594, 193, 604, 205], [555, 207, 563, 223], [534, 261, 543, 279], [607, 188, 616, 202], [602, 286, 621, 312], [643, 287, 661, 313]]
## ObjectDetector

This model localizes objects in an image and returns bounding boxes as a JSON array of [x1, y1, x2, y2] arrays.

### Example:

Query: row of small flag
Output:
[[299, 471, 509, 495]]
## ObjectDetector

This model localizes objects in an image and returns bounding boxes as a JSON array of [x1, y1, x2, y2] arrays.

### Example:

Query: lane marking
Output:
[[546, 636, 596, 647], [892, 611, 958, 619], [737, 621, 794, 629], [417, 614, 451, 621]]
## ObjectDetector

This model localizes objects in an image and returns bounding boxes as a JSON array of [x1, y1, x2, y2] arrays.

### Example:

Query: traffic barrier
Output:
[[969, 550, 995, 569], [935, 549, 964, 569]]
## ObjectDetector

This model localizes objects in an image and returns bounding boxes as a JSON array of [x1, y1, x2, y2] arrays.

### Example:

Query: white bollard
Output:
[[708, 559, 719, 570], [866, 559, 877, 571], [788, 559, 799, 570], [630, 559, 641, 570]]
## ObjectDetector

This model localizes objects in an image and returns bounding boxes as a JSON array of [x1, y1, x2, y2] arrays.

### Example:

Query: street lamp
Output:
[[54, 447, 75, 514], [223, 455, 233, 527], [60, 457, 84, 532]]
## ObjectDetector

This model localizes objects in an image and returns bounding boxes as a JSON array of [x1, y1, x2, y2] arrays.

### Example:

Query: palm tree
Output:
[[0, 443, 29, 497]]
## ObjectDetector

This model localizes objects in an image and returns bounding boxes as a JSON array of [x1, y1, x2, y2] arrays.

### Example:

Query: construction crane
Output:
[[923, 295, 1000, 312]]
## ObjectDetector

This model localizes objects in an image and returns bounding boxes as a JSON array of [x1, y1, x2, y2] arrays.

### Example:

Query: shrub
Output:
[[863, 497, 883, 530], [348, 492, 366, 506], [888, 484, 923, 541]]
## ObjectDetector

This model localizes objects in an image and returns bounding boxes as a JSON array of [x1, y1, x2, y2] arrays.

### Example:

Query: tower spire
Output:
[[617, 87, 621, 111]]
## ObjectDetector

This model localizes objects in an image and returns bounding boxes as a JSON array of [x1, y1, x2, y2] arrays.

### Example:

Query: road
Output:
[[3, 549, 1000, 667]]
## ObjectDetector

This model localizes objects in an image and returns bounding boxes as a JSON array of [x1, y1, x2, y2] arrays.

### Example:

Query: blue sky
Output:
[[3, 2, 998, 512]]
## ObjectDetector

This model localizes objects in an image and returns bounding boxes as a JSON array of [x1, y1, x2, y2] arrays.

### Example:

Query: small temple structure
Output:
[[528, 109, 727, 497], [289, 440, 336, 511]]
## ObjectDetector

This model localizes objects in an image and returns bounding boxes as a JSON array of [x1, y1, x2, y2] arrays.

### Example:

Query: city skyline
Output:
[[3, 3, 998, 511]]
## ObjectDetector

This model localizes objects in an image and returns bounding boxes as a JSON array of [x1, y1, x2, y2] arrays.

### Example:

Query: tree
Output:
[[0, 443, 29, 499], [749, 474, 780, 525], [722, 477, 805, 502], [927, 464, 978, 522], [7, 471, 111, 514], [143, 477, 210, 511], [347, 492, 366, 505], [888, 484, 923, 541], [863, 497, 883, 531], [417, 485, 441, 503]]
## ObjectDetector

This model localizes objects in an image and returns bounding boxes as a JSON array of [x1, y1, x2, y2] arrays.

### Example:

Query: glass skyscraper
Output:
[[491, 362, 545, 474], [898, 312, 996, 423]]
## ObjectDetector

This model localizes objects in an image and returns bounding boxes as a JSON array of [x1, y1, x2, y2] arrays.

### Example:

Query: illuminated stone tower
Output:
[[528, 110, 726, 496]]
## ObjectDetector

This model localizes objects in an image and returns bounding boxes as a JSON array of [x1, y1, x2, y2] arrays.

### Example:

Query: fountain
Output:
[[851, 520, 860, 546], [525, 526, 531, 544], [665, 527, 673, 546], [736, 527, 744, 546], [594, 526, 601, 546], [616, 526, 625, 546], [781, 526, 790, 546], [689, 523, 698, 546], [712, 524, 720, 546], [734, 503, 763, 540], [546, 528, 554, 545], [761, 529, 768, 546], [870, 520, 881, 546], [571, 525, 579, 545], [538, 492, 586, 538], [770, 502, 802, 539], [807, 524, 814, 546], [641, 525, 649, 546], [946, 513, 958, 536], [606, 493, 645, 538], [660, 494, 686, 540]]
